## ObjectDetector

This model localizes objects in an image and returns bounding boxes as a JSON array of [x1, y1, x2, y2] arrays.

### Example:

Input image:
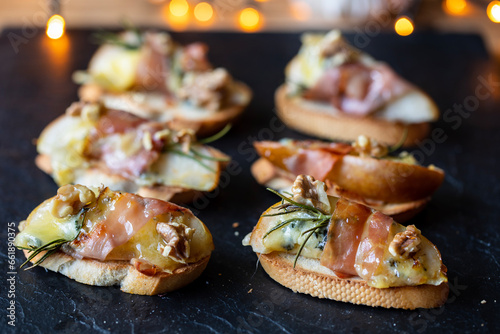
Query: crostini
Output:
[[75, 30, 252, 137], [276, 30, 439, 146], [15, 184, 214, 295], [36, 101, 230, 203], [243, 175, 448, 309], [251, 136, 444, 221]]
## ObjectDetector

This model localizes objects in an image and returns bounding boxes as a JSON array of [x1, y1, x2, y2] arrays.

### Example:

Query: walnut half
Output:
[[291, 175, 331, 213], [156, 222, 195, 263], [50, 184, 96, 218], [352, 135, 388, 158], [389, 225, 422, 259]]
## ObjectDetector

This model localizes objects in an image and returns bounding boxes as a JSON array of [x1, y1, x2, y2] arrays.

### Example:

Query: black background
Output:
[[0, 29, 499, 333]]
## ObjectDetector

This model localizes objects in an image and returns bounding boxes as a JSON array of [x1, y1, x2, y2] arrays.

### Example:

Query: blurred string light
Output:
[[394, 16, 414, 36], [194, 2, 214, 22], [46, 14, 65, 39], [443, 0, 468, 16], [238, 7, 262, 32], [487, 1, 500, 23], [46, 0, 65, 39], [169, 0, 189, 17], [290, 1, 312, 21]]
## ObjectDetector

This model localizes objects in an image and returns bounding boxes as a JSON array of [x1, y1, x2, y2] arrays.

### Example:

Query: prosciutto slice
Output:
[[304, 63, 413, 116], [320, 199, 395, 280], [70, 189, 187, 261]]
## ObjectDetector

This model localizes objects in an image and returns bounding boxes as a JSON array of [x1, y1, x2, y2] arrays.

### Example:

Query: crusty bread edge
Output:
[[275, 85, 430, 147], [259, 252, 449, 309], [250, 158, 428, 222], [23, 249, 210, 295]]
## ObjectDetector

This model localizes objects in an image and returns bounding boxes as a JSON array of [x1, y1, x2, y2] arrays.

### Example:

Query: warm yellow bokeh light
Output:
[[487, 1, 500, 23], [162, 3, 189, 30], [46, 14, 65, 40], [169, 0, 189, 17], [238, 8, 261, 32], [443, 0, 467, 15], [194, 2, 213, 22], [290, 1, 312, 21], [394, 17, 414, 36]]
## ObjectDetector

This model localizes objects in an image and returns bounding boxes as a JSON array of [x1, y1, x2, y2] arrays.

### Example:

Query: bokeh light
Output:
[[394, 17, 414, 36], [46, 14, 65, 40]]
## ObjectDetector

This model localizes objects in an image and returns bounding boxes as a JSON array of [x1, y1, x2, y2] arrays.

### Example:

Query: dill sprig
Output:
[[17, 209, 88, 270], [262, 188, 332, 267]]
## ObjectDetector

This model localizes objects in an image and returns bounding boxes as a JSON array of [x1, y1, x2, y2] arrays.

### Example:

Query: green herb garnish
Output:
[[164, 125, 232, 172], [262, 188, 332, 268], [92, 28, 143, 50]]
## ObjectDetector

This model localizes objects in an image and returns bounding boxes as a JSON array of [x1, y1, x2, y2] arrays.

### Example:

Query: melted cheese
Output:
[[88, 45, 141, 92], [14, 200, 81, 249]]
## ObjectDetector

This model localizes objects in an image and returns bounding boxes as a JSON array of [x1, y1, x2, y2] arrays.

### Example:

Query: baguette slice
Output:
[[276, 85, 434, 147], [16, 185, 214, 295], [244, 175, 448, 309], [76, 30, 252, 137], [277, 30, 439, 146], [35, 103, 230, 204], [259, 252, 448, 310]]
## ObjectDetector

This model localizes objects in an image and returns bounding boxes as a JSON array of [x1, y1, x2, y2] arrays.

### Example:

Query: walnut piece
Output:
[[50, 184, 96, 218], [156, 222, 195, 263], [291, 175, 331, 213], [352, 135, 388, 158], [66, 101, 102, 121], [178, 68, 231, 111], [389, 225, 422, 259], [319, 30, 359, 61]]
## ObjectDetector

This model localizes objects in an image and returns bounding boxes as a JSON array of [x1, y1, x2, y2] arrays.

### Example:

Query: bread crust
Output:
[[250, 157, 429, 222], [259, 252, 449, 309], [79, 82, 252, 137], [275, 85, 431, 147], [23, 249, 210, 295]]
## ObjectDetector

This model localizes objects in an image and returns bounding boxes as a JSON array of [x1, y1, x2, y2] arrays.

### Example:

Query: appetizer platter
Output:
[[1, 30, 499, 333]]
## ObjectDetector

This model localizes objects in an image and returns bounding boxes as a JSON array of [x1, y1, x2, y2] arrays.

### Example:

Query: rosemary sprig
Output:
[[164, 125, 232, 172], [388, 127, 409, 153], [92, 29, 142, 50], [199, 124, 232, 144], [18, 209, 87, 270], [189, 148, 230, 162], [262, 189, 332, 267]]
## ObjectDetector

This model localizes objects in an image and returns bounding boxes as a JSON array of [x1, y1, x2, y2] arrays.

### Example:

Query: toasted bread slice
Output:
[[259, 252, 448, 310]]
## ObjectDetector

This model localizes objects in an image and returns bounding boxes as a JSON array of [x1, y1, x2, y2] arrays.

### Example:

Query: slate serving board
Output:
[[0, 29, 499, 333]]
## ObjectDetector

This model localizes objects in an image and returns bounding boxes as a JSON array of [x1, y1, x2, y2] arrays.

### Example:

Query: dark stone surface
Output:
[[0, 29, 499, 333]]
